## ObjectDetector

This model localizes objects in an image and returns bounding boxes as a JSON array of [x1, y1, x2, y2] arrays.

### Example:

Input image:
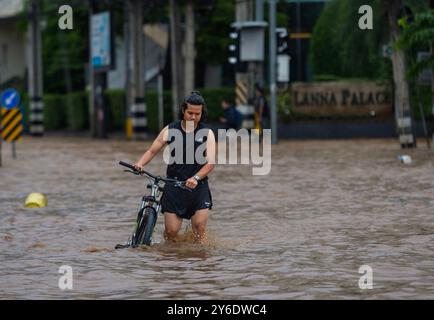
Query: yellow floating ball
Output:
[[24, 193, 47, 208]]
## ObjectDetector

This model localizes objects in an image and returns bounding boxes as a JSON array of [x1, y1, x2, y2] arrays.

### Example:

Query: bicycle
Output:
[[115, 161, 189, 249]]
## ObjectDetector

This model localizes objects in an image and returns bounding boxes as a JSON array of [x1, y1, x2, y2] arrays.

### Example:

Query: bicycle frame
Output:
[[116, 161, 188, 248], [139, 183, 163, 214], [127, 177, 165, 247]]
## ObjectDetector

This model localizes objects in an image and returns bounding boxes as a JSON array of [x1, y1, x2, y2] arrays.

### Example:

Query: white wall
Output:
[[0, 22, 26, 83]]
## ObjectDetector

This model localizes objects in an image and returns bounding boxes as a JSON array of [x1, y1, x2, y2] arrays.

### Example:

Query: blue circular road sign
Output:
[[1, 89, 20, 110]]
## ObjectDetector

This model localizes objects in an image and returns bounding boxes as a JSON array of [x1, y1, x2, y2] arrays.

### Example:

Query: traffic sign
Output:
[[91, 11, 113, 71], [1, 89, 20, 110], [1, 107, 23, 142]]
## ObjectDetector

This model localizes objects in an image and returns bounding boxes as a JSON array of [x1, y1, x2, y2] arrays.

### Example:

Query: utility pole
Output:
[[254, 0, 264, 87], [89, 0, 118, 139], [235, 0, 255, 129], [158, 68, 164, 130], [0, 69, 2, 167], [124, 1, 131, 137], [127, 0, 146, 140], [58, 28, 73, 131], [387, 0, 415, 148], [430, 44, 434, 149], [89, 0, 108, 139], [184, 0, 195, 95], [94, 71, 107, 138], [0, 110, 2, 166], [269, 0, 278, 144], [295, 1, 302, 81], [431, 0, 434, 147], [88, 1, 95, 137], [158, 51, 164, 131], [28, 0, 44, 136], [169, 0, 180, 120]]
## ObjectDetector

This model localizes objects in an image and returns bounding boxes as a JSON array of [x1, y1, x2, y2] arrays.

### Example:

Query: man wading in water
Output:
[[133, 91, 216, 244]]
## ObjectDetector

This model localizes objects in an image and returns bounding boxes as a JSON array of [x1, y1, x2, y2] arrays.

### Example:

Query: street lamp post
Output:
[[269, 0, 278, 144]]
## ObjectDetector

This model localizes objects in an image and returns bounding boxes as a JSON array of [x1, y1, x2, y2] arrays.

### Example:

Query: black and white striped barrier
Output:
[[29, 96, 44, 136], [235, 80, 254, 129], [397, 117, 415, 148], [131, 97, 147, 139]]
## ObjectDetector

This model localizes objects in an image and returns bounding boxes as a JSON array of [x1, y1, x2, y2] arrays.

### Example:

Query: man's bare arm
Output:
[[134, 126, 168, 169]]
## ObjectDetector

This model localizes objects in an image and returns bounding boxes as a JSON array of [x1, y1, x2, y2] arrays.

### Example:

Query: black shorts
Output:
[[161, 180, 213, 220]]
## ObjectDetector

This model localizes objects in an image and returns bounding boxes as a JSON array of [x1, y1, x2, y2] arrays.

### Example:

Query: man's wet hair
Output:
[[178, 91, 208, 122]]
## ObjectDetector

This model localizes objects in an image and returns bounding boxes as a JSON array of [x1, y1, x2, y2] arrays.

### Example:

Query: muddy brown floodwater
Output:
[[0, 136, 433, 299]]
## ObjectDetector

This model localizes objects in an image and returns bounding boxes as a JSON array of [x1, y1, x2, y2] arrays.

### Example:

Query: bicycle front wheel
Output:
[[140, 207, 158, 246], [131, 207, 147, 247]]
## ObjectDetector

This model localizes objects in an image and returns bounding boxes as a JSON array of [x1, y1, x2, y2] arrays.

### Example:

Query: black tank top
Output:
[[166, 120, 209, 181]]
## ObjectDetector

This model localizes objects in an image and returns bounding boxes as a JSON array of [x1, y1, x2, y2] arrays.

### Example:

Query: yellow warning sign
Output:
[[1, 107, 23, 142]]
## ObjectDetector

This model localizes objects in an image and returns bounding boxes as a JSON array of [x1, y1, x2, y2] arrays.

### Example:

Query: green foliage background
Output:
[[14, 0, 434, 130], [308, 0, 433, 121], [21, 88, 235, 133], [310, 0, 390, 80]]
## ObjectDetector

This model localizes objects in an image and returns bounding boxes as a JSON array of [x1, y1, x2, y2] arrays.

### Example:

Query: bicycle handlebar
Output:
[[118, 161, 188, 188], [119, 161, 136, 171]]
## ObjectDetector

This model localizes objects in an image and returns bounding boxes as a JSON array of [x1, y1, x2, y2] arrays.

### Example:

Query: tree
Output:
[[310, 0, 390, 80], [169, 0, 182, 120], [398, 6, 434, 114], [195, 0, 234, 67], [397, 4, 434, 77], [39, 0, 89, 93], [184, 0, 195, 95]]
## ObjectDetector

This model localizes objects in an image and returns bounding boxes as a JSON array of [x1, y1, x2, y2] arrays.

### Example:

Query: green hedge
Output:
[[65, 92, 88, 130], [105, 89, 125, 131], [199, 88, 234, 121], [41, 92, 88, 131], [104, 89, 175, 133], [27, 87, 235, 133], [410, 84, 433, 121], [143, 90, 173, 132], [44, 94, 66, 130], [21, 85, 433, 130], [35, 87, 317, 130]]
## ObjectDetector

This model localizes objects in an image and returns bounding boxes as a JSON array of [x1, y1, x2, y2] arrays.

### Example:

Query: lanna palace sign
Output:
[[290, 81, 393, 118]]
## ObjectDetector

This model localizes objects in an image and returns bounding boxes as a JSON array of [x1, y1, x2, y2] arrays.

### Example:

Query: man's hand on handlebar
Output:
[[132, 163, 144, 172], [119, 161, 194, 192], [185, 177, 198, 190]]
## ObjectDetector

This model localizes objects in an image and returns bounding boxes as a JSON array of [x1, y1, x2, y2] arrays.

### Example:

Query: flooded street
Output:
[[1, 136, 433, 299]]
